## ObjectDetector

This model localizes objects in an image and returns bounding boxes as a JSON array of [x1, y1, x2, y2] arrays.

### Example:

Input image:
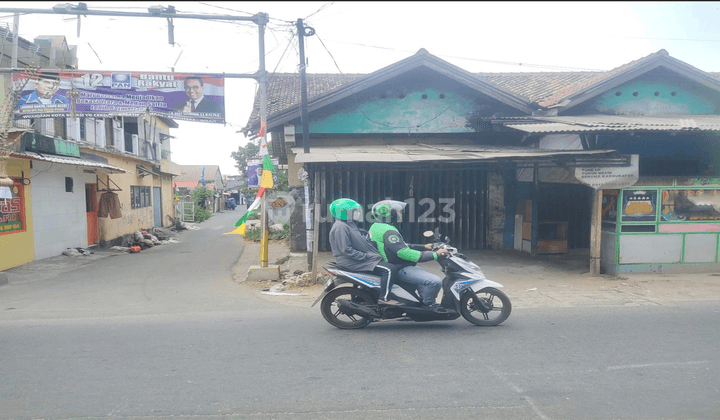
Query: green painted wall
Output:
[[308, 88, 479, 134], [594, 80, 716, 115]]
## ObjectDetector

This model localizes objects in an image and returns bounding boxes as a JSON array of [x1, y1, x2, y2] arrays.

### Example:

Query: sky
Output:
[[3, 1, 720, 176]]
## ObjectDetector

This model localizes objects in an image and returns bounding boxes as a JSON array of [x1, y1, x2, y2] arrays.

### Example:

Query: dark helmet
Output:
[[371, 200, 407, 224], [330, 198, 362, 221]]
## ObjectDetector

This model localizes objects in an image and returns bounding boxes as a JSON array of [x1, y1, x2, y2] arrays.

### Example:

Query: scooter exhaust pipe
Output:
[[336, 299, 378, 319]]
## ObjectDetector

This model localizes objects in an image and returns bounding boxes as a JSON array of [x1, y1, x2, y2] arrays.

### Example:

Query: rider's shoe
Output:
[[427, 303, 448, 313], [378, 299, 402, 305]]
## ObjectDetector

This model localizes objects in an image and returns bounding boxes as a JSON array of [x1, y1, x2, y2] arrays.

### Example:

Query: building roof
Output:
[[290, 141, 627, 168], [244, 49, 720, 135], [245, 48, 535, 134], [175, 165, 221, 183], [13, 151, 127, 174], [505, 115, 720, 134]]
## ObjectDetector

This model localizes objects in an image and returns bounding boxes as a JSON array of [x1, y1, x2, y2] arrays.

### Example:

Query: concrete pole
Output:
[[590, 188, 603, 276], [11, 13, 19, 68], [258, 16, 269, 268]]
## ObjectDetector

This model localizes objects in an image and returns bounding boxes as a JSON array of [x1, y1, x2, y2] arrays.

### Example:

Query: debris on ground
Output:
[[62, 247, 93, 257], [110, 246, 130, 252]]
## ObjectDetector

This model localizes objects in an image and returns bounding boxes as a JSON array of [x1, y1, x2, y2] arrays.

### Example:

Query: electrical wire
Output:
[[304, 2, 334, 20], [322, 39, 608, 72]]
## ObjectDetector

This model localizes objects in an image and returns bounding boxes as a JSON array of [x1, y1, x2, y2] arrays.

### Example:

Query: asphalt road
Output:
[[1, 211, 719, 420]]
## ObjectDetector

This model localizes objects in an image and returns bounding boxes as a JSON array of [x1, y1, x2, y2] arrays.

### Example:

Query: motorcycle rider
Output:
[[368, 200, 449, 313], [328, 198, 400, 305]]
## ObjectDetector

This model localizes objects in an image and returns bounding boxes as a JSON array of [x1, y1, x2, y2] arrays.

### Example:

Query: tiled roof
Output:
[[246, 73, 364, 130], [175, 165, 221, 183], [244, 50, 720, 133], [475, 72, 604, 105]]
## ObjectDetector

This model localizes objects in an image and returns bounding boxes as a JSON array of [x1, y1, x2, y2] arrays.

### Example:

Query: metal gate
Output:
[[178, 201, 195, 222], [312, 166, 489, 252]]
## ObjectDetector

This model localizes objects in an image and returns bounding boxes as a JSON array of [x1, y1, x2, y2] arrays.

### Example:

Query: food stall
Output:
[[601, 178, 720, 273]]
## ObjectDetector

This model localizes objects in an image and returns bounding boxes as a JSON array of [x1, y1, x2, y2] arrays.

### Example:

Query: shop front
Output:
[[602, 178, 720, 274]]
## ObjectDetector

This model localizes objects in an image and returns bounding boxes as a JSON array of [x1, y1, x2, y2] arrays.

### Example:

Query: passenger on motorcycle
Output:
[[368, 200, 449, 313], [328, 199, 400, 305]]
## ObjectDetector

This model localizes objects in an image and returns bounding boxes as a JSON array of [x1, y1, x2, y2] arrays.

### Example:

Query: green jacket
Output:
[[369, 222, 437, 267]]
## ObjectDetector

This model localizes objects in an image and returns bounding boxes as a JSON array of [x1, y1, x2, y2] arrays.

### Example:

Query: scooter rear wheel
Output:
[[320, 287, 374, 329], [460, 287, 511, 326]]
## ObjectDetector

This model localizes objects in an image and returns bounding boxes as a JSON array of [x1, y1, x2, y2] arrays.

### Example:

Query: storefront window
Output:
[[661, 189, 720, 221], [622, 190, 657, 222]]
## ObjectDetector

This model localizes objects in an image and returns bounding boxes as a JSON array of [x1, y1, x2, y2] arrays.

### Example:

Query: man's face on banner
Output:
[[36, 77, 60, 99], [184, 78, 204, 100]]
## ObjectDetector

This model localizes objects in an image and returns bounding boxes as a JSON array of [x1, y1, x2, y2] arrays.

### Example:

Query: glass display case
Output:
[[602, 180, 720, 273]]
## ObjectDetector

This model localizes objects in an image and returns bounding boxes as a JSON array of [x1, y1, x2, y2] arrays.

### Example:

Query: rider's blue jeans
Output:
[[397, 265, 442, 306]]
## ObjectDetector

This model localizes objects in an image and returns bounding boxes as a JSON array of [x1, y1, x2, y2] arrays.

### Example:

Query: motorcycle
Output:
[[312, 230, 512, 329]]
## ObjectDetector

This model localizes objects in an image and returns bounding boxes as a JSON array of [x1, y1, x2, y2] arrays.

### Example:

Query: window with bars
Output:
[[131, 186, 151, 209]]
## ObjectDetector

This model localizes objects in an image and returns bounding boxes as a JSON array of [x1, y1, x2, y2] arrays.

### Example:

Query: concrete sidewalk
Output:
[[235, 242, 720, 308]]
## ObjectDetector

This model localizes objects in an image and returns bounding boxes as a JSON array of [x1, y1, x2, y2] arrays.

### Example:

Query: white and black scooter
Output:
[[312, 230, 512, 329]]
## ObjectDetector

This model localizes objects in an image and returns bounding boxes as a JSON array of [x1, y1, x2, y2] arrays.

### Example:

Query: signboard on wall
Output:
[[575, 154, 639, 190], [0, 183, 25, 235], [13, 70, 225, 124]]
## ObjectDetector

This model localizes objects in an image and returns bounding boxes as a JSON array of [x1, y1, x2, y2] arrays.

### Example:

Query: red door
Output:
[[85, 184, 98, 245]]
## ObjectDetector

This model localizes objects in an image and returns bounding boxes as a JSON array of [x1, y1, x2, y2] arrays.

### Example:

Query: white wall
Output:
[[31, 161, 96, 260]]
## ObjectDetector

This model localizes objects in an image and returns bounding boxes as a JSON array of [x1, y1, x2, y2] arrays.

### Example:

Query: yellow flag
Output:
[[260, 170, 273, 189], [225, 223, 247, 236]]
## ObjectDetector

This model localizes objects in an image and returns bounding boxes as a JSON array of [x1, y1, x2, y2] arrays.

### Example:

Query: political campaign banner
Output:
[[13, 70, 225, 124], [247, 157, 279, 188]]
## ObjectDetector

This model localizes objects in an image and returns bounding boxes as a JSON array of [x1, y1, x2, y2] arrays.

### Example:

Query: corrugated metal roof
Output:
[[13, 151, 127, 174], [175, 165, 221, 183], [291, 142, 626, 167], [506, 115, 720, 133]]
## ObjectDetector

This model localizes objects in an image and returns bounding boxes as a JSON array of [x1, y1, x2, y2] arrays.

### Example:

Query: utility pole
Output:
[[297, 18, 313, 155], [296, 18, 316, 270], [258, 17, 269, 268], [11, 13, 19, 69]]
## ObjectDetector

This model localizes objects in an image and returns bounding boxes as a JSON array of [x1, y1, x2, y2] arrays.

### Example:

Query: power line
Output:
[[194, 1, 294, 24], [304, 2, 334, 20], [322, 39, 608, 72]]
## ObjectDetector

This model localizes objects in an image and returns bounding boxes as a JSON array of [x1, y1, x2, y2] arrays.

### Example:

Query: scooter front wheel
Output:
[[320, 287, 374, 329], [460, 287, 511, 326]]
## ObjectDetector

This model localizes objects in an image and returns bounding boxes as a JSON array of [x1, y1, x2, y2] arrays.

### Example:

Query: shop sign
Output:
[[575, 154, 639, 190], [0, 183, 25, 235]]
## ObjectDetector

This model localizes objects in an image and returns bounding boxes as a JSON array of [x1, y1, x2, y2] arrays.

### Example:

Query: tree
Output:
[[190, 186, 213, 222], [0, 65, 40, 186]]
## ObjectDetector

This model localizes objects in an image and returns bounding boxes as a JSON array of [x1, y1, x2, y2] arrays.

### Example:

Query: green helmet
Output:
[[330, 198, 362, 221]]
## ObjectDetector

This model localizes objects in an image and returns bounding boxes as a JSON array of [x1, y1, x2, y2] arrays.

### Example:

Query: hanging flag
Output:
[[260, 154, 275, 189], [258, 120, 266, 139], [226, 187, 266, 235]]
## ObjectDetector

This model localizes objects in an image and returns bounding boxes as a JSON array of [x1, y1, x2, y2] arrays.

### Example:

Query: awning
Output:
[[505, 115, 720, 134], [137, 165, 161, 178], [12, 151, 127, 174], [291, 142, 630, 168]]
